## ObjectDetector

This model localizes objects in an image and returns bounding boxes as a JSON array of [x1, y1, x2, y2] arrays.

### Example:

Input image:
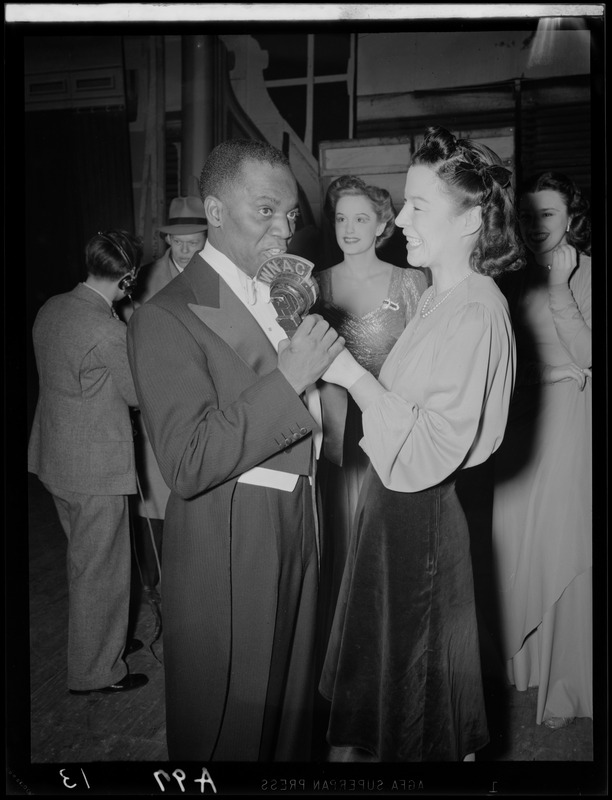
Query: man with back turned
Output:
[[28, 230, 149, 696], [127, 139, 344, 761]]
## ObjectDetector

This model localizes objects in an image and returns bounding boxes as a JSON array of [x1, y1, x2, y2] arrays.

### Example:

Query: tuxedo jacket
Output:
[[126, 254, 319, 758], [28, 283, 138, 495], [127, 254, 316, 497]]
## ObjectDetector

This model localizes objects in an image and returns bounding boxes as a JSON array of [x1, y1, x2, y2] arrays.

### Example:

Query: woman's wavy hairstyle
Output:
[[86, 230, 144, 280], [411, 125, 526, 277], [518, 171, 591, 256], [325, 175, 396, 248]]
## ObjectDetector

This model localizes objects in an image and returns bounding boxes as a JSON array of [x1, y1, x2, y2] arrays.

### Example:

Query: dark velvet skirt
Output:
[[319, 465, 489, 761]]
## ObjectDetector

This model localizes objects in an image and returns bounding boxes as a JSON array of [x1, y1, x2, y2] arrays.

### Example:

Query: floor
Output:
[[6, 473, 604, 796]]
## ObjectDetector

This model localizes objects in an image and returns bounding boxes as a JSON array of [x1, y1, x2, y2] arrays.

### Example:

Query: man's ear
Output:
[[463, 205, 482, 237], [204, 196, 223, 228]]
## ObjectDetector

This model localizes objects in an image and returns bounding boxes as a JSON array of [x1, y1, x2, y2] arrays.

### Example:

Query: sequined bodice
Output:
[[316, 266, 426, 378]]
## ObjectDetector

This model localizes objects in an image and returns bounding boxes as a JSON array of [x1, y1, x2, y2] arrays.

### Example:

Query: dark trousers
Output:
[[44, 483, 131, 690]]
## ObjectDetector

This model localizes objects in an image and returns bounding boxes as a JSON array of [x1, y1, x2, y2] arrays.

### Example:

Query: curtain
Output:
[[26, 106, 134, 429]]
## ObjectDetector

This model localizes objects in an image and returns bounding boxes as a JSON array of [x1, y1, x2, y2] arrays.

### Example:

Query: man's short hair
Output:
[[198, 139, 292, 203], [86, 230, 143, 280]]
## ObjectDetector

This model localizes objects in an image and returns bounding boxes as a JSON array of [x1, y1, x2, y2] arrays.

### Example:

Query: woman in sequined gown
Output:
[[315, 176, 427, 656], [492, 172, 592, 730]]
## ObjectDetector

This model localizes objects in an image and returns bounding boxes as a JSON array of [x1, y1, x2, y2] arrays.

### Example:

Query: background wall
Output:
[[19, 18, 601, 430], [356, 29, 590, 96]]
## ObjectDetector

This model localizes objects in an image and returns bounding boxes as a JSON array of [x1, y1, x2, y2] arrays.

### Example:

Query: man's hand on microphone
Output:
[[278, 314, 345, 395]]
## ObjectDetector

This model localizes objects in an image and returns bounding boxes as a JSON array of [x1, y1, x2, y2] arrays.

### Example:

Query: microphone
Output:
[[256, 254, 319, 337]]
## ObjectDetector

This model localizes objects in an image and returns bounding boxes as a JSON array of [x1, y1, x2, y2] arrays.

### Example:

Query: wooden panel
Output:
[[25, 34, 126, 112], [319, 136, 412, 175], [25, 72, 71, 105], [357, 108, 517, 140]]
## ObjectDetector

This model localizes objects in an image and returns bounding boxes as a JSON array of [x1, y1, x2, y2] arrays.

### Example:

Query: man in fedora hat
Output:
[[123, 196, 207, 598], [127, 196, 208, 312]]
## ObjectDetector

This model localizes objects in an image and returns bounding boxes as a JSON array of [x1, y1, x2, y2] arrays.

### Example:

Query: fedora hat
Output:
[[159, 196, 207, 234]]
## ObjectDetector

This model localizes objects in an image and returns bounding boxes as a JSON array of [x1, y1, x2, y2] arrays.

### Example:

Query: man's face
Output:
[[216, 160, 299, 277], [165, 232, 206, 270]]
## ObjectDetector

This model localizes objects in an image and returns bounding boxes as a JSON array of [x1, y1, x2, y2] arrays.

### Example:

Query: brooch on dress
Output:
[[381, 299, 400, 311]]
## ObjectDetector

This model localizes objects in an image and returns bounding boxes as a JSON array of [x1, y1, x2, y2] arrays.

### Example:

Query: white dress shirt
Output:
[[201, 242, 322, 491]]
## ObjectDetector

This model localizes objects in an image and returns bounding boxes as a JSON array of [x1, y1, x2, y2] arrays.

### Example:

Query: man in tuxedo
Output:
[[127, 139, 343, 761], [28, 230, 149, 695]]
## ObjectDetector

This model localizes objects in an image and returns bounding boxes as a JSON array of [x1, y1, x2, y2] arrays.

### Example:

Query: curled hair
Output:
[[518, 171, 591, 256], [199, 139, 292, 201], [86, 230, 143, 280], [325, 175, 396, 248], [412, 125, 525, 277]]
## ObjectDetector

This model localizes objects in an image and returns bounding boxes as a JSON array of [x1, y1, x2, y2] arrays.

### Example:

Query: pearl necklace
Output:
[[421, 272, 472, 318]]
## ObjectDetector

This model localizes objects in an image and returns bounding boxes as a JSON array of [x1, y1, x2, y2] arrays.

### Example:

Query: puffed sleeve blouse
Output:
[[361, 272, 516, 492]]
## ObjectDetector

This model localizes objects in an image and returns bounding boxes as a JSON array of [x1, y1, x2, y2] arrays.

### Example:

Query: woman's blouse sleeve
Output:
[[548, 257, 591, 368], [361, 302, 513, 492]]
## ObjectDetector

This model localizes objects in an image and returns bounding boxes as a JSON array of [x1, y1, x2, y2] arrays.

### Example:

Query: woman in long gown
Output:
[[316, 176, 427, 645], [318, 126, 524, 761], [492, 172, 592, 730]]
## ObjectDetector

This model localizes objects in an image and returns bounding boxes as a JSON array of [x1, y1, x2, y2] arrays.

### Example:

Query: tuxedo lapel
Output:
[[186, 259, 278, 376]]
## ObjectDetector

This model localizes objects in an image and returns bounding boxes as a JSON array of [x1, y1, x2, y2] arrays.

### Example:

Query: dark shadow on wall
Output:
[[26, 107, 135, 434]]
